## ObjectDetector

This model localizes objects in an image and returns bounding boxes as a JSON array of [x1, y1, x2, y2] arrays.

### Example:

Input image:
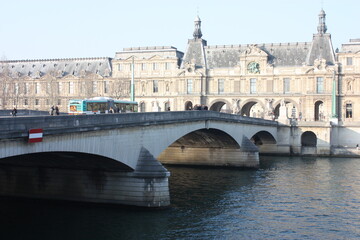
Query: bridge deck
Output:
[[0, 111, 278, 140]]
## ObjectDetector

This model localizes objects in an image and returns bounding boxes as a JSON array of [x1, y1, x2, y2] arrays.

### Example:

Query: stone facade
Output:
[[0, 10, 359, 123]]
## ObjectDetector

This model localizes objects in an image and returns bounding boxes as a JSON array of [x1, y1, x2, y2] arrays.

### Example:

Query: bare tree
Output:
[[111, 78, 130, 99], [0, 58, 12, 109], [45, 71, 60, 107]]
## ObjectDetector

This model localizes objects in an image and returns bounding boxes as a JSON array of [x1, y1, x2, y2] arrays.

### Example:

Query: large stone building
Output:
[[1, 9, 360, 123]]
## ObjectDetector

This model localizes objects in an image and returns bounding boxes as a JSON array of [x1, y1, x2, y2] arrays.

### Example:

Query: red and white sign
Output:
[[28, 128, 43, 143]]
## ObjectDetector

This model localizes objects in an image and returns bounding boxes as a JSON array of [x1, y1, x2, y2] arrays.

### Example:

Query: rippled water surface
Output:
[[1, 156, 360, 240]]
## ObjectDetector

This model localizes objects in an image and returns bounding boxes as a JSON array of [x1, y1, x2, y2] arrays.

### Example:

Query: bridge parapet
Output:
[[0, 111, 278, 140]]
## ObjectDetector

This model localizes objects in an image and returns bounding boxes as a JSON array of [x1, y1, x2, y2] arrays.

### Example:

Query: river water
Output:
[[1, 156, 360, 240]]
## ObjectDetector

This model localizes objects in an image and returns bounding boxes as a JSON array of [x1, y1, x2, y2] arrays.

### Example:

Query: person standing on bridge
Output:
[[11, 107, 17, 117], [55, 106, 59, 115], [50, 106, 55, 115]]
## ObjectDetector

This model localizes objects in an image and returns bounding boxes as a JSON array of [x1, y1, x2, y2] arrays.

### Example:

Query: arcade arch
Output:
[[314, 100, 324, 121], [240, 100, 264, 118], [273, 99, 299, 119], [209, 99, 231, 113], [185, 101, 193, 110]]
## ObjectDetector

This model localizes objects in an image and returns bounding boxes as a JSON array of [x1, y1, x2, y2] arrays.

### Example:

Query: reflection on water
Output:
[[0, 156, 360, 240]]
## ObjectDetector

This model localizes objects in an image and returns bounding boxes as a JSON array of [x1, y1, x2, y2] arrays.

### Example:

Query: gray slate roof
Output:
[[0, 57, 112, 79], [183, 34, 335, 69]]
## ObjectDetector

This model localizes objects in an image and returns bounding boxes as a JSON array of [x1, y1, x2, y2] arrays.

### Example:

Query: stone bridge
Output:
[[0, 111, 284, 207]]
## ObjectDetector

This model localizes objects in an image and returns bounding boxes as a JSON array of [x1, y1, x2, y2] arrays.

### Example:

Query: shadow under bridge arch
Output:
[[250, 131, 277, 155], [157, 128, 257, 167], [0, 152, 134, 171]]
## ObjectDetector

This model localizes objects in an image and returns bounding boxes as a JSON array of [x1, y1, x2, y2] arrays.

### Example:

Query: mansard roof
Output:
[[205, 42, 314, 68], [0, 57, 112, 79], [184, 36, 336, 69], [340, 39, 360, 53], [183, 9, 336, 69]]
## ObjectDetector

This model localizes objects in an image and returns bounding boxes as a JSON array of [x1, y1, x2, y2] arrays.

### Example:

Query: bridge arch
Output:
[[251, 131, 277, 145], [301, 131, 317, 147], [209, 99, 231, 113], [250, 130, 277, 154], [158, 128, 245, 166]]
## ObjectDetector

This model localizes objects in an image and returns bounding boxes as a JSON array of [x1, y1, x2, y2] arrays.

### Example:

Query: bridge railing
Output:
[[0, 111, 278, 140]]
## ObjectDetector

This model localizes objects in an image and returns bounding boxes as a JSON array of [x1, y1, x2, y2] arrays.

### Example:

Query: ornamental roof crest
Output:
[[242, 44, 267, 57]]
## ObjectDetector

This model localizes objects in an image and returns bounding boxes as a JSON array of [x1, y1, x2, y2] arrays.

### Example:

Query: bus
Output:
[[68, 97, 138, 114]]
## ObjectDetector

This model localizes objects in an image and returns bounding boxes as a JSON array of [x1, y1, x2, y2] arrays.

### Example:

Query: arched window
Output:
[[164, 102, 170, 111], [140, 102, 146, 112]]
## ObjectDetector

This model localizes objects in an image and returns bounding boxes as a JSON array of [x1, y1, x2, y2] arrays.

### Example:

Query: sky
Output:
[[0, 0, 359, 60]]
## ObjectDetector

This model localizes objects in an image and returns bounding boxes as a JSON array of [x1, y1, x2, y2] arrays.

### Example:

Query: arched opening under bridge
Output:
[[301, 131, 317, 155], [158, 128, 254, 167], [250, 131, 277, 154]]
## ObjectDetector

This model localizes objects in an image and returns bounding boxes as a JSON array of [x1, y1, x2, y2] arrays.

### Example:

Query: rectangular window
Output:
[[283, 78, 290, 93], [57, 99, 61, 105], [218, 79, 224, 94], [25, 83, 29, 95], [24, 99, 28, 105], [35, 99, 40, 105], [153, 63, 158, 70], [346, 57, 353, 66], [58, 82, 62, 94], [118, 64, 122, 71], [104, 81, 109, 94], [69, 82, 74, 94], [346, 103, 353, 118], [14, 83, 19, 95], [186, 79, 193, 94], [153, 80, 158, 93], [165, 62, 171, 70], [35, 82, 40, 94], [187, 79, 193, 94], [250, 78, 257, 94], [92, 81, 97, 94], [316, 77, 324, 93], [47, 83, 51, 94], [46, 99, 50, 105], [141, 63, 146, 71]]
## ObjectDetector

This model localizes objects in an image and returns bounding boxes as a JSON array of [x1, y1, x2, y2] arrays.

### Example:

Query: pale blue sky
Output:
[[0, 0, 359, 60]]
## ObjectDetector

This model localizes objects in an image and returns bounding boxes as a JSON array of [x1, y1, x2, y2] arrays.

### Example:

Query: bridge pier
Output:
[[0, 166, 169, 207]]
